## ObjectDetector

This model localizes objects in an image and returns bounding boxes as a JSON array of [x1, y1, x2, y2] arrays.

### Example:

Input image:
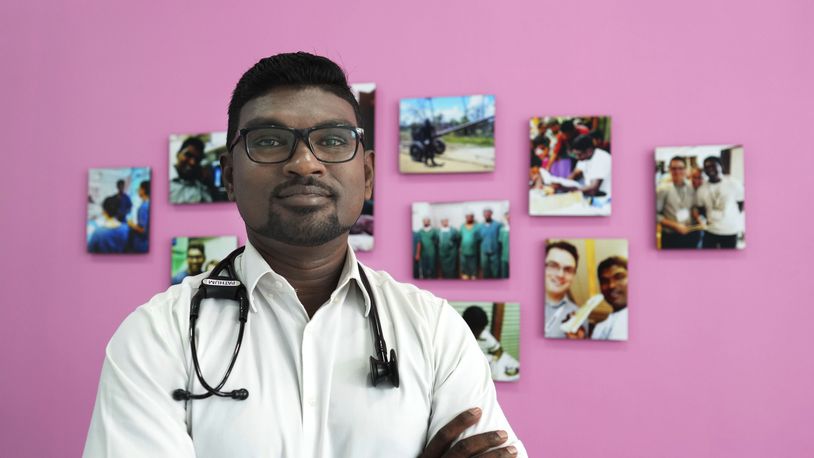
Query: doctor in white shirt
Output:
[[83, 52, 524, 458]]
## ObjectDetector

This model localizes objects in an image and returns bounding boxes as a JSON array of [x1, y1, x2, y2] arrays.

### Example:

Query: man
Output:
[[462, 306, 501, 356], [110, 179, 132, 223], [127, 180, 150, 253], [498, 213, 510, 278], [88, 196, 130, 254], [459, 212, 480, 280], [170, 136, 214, 204], [694, 156, 744, 249], [85, 52, 524, 457], [657, 156, 701, 249], [419, 119, 442, 167], [478, 209, 502, 279], [591, 256, 629, 341], [438, 218, 459, 279], [690, 166, 704, 190], [544, 241, 581, 339], [416, 217, 439, 279], [171, 241, 206, 285], [561, 134, 612, 198]]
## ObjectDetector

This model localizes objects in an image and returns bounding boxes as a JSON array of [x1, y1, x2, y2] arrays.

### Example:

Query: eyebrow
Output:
[[242, 117, 356, 129]]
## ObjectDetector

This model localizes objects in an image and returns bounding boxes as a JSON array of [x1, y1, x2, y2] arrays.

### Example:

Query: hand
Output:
[[420, 408, 518, 458], [675, 223, 690, 235], [566, 328, 586, 339]]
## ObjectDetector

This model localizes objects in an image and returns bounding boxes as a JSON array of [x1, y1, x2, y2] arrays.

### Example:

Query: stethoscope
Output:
[[172, 246, 399, 402]]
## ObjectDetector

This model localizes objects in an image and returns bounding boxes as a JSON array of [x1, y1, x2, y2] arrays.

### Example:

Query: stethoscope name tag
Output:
[[202, 279, 242, 287]]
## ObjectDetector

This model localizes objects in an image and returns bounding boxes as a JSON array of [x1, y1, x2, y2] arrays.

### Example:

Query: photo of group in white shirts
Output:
[[655, 145, 745, 250]]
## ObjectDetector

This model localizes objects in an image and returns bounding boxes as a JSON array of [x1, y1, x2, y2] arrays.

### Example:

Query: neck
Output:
[[710, 176, 721, 183], [546, 291, 565, 303], [612, 304, 627, 313], [248, 231, 349, 318], [673, 180, 685, 187]]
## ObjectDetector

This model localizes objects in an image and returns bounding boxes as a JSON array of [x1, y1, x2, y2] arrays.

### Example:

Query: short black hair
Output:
[[179, 137, 205, 156], [669, 156, 686, 167], [590, 129, 604, 140], [187, 241, 206, 257], [102, 196, 119, 217], [116, 179, 125, 187], [546, 241, 579, 267], [597, 256, 628, 277], [560, 120, 575, 134], [704, 156, 722, 167], [571, 134, 594, 151], [226, 52, 362, 150], [462, 306, 489, 335], [139, 180, 151, 197], [532, 134, 550, 148]]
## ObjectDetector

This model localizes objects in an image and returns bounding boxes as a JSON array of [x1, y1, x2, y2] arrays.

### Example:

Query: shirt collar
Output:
[[238, 240, 372, 316]]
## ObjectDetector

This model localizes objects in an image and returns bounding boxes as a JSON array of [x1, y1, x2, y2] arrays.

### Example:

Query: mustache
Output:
[[272, 176, 337, 198]]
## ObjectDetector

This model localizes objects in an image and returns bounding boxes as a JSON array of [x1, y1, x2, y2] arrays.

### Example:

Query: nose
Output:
[[282, 138, 326, 177]]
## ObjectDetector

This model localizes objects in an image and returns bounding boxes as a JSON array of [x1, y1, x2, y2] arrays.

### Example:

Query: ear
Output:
[[220, 152, 236, 201], [363, 150, 375, 200]]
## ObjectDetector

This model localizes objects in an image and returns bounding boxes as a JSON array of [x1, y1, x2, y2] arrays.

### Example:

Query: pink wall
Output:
[[2, 1, 813, 456]]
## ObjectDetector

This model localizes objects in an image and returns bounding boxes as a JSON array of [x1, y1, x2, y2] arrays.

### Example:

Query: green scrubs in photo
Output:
[[438, 227, 459, 278]]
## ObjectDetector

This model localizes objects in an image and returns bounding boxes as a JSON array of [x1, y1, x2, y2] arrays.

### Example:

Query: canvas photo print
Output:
[[86, 167, 151, 254], [655, 145, 745, 250], [544, 239, 628, 341], [529, 116, 612, 216], [349, 83, 376, 252], [169, 132, 229, 204], [412, 200, 509, 280], [450, 301, 520, 382], [399, 94, 495, 174], [171, 236, 239, 285]]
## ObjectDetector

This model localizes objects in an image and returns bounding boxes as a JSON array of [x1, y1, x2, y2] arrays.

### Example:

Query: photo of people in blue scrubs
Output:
[[86, 167, 151, 254], [412, 200, 510, 280], [170, 236, 238, 285]]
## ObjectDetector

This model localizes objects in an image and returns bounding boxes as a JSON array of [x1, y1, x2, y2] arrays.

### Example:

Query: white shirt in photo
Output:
[[575, 148, 612, 196], [591, 308, 628, 341], [695, 176, 744, 236]]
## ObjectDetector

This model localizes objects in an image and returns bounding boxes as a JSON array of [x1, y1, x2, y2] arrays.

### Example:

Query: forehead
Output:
[[238, 86, 356, 129], [600, 265, 627, 278], [188, 248, 204, 256], [546, 247, 576, 266]]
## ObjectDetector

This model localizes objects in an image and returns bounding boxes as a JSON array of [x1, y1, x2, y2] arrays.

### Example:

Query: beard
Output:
[[257, 203, 355, 247]]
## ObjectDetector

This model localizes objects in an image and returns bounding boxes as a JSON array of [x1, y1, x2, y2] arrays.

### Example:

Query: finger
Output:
[[445, 430, 509, 457], [475, 445, 518, 458], [422, 408, 482, 458]]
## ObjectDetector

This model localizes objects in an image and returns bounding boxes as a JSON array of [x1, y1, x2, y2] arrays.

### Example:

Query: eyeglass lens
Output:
[[245, 127, 358, 163]]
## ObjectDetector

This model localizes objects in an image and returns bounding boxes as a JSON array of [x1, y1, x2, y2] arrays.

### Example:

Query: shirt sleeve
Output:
[[83, 300, 195, 457], [427, 302, 527, 456], [656, 186, 668, 223]]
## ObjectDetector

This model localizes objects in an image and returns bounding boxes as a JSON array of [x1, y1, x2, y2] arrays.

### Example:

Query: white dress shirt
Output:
[[84, 242, 525, 457]]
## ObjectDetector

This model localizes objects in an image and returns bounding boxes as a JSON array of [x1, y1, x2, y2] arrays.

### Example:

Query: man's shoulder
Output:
[[109, 274, 205, 349], [357, 265, 447, 320]]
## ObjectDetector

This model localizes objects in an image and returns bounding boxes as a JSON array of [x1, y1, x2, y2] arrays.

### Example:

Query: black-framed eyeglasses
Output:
[[229, 125, 364, 164]]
